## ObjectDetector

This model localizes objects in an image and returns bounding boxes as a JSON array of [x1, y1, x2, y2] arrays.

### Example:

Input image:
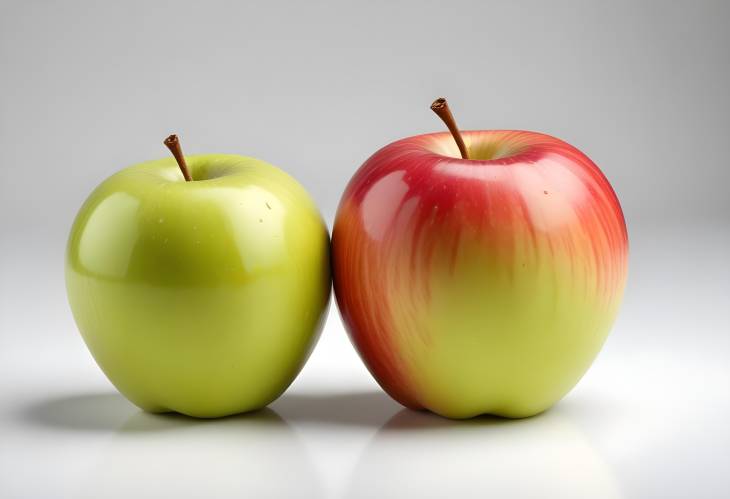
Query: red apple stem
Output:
[[163, 134, 193, 182], [430, 98, 469, 160]]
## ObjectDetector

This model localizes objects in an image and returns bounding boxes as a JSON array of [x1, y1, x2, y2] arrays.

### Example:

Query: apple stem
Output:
[[430, 98, 469, 160], [163, 134, 193, 182]]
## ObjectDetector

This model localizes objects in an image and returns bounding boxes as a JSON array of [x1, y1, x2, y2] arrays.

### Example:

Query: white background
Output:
[[2, 1, 729, 498]]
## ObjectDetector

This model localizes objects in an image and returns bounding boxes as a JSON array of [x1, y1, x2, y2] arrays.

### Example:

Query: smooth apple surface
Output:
[[66, 154, 330, 418], [332, 131, 627, 419]]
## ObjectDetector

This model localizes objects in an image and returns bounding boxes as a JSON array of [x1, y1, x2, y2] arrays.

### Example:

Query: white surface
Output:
[[1, 224, 729, 498]]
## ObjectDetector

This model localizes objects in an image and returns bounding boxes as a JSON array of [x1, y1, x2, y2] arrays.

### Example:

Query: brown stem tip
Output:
[[430, 97, 469, 160], [163, 134, 193, 181]]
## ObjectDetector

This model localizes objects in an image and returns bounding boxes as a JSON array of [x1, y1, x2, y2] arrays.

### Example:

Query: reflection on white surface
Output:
[[348, 408, 620, 499], [80, 410, 321, 498], [8, 389, 621, 499], [17, 393, 323, 499]]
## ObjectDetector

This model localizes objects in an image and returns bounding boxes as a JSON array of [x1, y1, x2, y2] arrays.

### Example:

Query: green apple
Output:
[[66, 136, 330, 418]]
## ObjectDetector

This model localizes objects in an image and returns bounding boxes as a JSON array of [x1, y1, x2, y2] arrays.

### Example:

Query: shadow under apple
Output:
[[22, 388, 402, 431], [346, 401, 623, 499], [272, 389, 402, 427], [21, 392, 138, 432]]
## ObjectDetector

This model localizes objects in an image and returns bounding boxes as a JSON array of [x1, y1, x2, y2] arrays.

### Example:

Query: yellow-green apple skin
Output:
[[332, 131, 628, 419], [66, 155, 330, 418]]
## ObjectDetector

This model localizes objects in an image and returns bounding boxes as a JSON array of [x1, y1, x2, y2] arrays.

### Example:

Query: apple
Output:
[[66, 135, 330, 418], [332, 99, 628, 419]]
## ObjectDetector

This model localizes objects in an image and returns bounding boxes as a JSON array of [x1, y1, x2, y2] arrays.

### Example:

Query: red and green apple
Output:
[[332, 99, 628, 419]]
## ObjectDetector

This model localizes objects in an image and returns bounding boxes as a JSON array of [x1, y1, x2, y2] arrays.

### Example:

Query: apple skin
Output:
[[332, 130, 628, 419], [66, 154, 330, 418]]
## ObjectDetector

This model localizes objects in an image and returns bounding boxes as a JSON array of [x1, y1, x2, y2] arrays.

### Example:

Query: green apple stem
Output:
[[430, 98, 469, 160], [164, 134, 193, 182]]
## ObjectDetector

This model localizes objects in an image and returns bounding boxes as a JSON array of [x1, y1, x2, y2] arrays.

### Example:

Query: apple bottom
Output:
[[67, 274, 328, 418], [338, 219, 625, 419]]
